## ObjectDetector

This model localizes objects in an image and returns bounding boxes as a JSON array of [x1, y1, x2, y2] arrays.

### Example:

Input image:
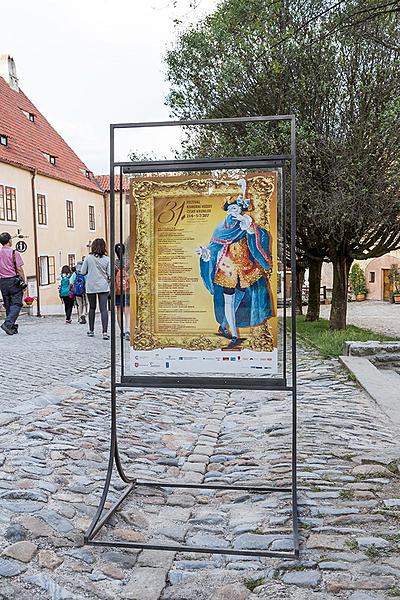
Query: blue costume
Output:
[[200, 212, 273, 331]]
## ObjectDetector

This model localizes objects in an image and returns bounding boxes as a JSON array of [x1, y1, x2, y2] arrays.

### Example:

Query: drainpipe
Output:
[[30, 169, 41, 317]]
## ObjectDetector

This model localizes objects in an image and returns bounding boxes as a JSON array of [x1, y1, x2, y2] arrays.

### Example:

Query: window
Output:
[[66, 200, 74, 228], [0, 135, 7, 146], [42, 152, 57, 165], [37, 194, 47, 225], [20, 109, 35, 122], [68, 254, 76, 270], [89, 205, 95, 230], [5, 186, 17, 222], [85, 170, 91, 179], [48, 256, 56, 283], [369, 272, 375, 283], [0, 185, 4, 221], [38, 256, 56, 286]]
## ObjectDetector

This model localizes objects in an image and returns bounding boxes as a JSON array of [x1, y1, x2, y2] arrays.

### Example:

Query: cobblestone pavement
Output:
[[0, 318, 399, 599], [320, 300, 400, 338], [0, 315, 109, 409]]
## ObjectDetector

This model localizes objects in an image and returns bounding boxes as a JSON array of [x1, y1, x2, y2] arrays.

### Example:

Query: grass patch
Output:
[[244, 577, 265, 591], [375, 509, 400, 521], [293, 316, 397, 359], [364, 545, 381, 559], [340, 489, 354, 500], [345, 539, 359, 551], [388, 588, 400, 597]]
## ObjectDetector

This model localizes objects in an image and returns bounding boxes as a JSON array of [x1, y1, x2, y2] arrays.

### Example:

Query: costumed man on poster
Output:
[[198, 179, 273, 349]]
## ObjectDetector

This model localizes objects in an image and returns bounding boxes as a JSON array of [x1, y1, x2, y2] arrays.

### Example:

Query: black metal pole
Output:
[[290, 116, 299, 554], [282, 166, 287, 382], [119, 167, 124, 377]]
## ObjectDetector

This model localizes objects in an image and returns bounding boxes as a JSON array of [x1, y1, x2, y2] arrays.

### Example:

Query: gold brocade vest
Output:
[[214, 237, 264, 289]]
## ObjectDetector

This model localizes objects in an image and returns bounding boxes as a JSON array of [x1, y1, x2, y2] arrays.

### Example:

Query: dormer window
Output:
[[20, 108, 36, 122], [80, 168, 91, 179], [42, 152, 57, 165], [0, 135, 8, 146]]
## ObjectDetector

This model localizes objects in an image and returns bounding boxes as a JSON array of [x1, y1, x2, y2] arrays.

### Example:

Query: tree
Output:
[[165, 0, 400, 329]]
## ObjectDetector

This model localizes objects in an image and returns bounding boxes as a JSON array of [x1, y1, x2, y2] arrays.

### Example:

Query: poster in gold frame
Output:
[[129, 172, 279, 376]]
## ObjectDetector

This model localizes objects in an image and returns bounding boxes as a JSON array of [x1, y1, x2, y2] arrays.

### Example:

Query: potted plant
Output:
[[24, 296, 35, 307], [350, 263, 368, 301], [389, 264, 400, 304]]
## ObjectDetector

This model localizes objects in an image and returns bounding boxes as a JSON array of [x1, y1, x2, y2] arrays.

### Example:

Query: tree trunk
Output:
[[296, 264, 306, 316], [306, 257, 323, 321], [329, 255, 353, 330]]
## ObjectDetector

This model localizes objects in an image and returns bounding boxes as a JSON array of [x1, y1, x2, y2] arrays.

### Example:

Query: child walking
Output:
[[70, 261, 87, 324], [59, 265, 74, 323]]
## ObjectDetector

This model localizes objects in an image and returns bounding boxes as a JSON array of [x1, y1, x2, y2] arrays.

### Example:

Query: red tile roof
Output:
[[0, 76, 101, 193], [96, 175, 130, 192]]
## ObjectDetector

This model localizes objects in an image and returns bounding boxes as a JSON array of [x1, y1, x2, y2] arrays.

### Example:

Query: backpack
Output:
[[72, 273, 86, 297], [59, 275, 71, 297], [115, 266, 129, 295]]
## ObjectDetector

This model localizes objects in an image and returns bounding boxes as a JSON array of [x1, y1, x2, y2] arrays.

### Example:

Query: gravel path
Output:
[[319, 300, 400, 338]]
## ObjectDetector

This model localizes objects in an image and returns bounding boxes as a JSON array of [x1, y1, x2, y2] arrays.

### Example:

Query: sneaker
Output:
[[80, 315, 87, 324], [87, 331, 94, 337], [103, 333, 110, 340], [1, 323, 15, 335], [66, 319, 72, 324], [11, 324, 18, 334]]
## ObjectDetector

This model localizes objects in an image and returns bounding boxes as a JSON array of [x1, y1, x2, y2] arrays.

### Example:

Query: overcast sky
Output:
[[1, 0, 217, 174]]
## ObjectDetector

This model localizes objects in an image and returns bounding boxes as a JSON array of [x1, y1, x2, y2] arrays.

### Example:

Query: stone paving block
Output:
[[282, 570, 322, 588], [120, 567, 167, 600], [3, 541, 37, 563], [25, 573, 77, 599], [306, 534, 347, 550], [356, 536, 390, 548], [0, 558, 27, 577], [37, 549, 64, 570], [137, 550, 175, 568], [211, 582, 252, 599]]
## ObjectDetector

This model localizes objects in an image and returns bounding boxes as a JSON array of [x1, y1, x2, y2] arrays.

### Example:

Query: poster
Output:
[[129, 172, 278, 376]]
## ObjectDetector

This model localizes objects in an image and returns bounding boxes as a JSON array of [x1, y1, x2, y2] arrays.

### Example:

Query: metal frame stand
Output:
[[85, 115, 299, 559]]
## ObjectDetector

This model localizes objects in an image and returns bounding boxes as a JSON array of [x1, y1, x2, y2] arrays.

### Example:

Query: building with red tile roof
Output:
[[0, 55, 106, 315], [96, 175, 130, 193]]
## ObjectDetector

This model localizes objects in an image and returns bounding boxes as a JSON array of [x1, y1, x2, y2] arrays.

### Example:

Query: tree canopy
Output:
[[165, 0, 400, 328]]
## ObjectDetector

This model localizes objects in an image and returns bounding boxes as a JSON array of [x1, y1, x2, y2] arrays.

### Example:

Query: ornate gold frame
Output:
[[130, 174, 277, 352]]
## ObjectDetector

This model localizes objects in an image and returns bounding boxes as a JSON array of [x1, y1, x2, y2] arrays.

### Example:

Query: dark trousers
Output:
[[87, 292, 109, 333], [62, 296, 75, 321], [0, 277, 23, 327]]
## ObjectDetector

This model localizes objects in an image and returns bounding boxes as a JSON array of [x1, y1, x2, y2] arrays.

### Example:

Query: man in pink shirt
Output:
[[0, 232, 26, 335]]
